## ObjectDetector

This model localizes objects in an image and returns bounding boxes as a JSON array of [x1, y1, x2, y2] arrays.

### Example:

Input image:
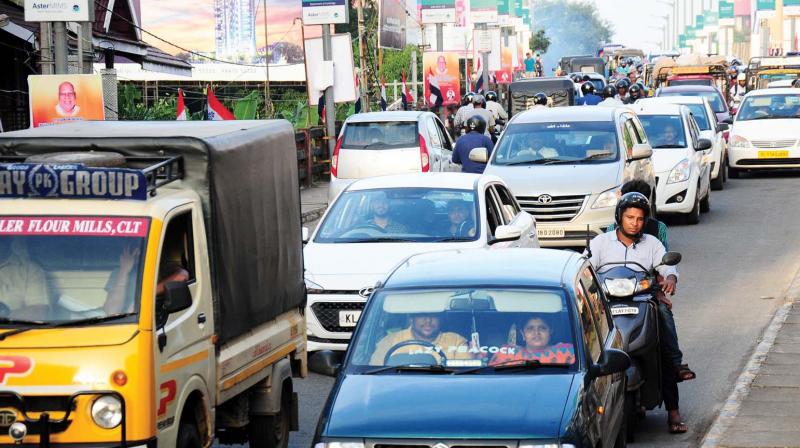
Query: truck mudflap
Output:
[[0, 390, 131, 447]]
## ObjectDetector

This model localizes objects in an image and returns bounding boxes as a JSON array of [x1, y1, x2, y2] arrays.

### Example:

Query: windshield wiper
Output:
[[652, 144, 686, 149], [340, 237, 420, 243], [581, 152, 615, 161], [492, 359, 573, 371], [433, 237, 474, 242], [0, 313, 135, 341], [504, 158, 573, 166], [363, 364, 454, 375]]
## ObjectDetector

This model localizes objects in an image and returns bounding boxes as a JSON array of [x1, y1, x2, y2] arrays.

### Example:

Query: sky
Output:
[[589, 0, 677, 53]]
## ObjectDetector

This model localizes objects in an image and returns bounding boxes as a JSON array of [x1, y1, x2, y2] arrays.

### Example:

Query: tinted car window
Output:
[[639, 115, 687, 148], [493, 121, 619, 165], [660, 90, 725, 113], [342, 122, 419, 149]]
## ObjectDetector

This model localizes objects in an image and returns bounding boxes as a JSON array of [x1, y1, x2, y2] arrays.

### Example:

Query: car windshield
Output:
[[639, 115, 687, 148], [314, 188, 480, 243], [347, 287, 577, 372], [0, 216, 148, 325], [342, 121, 419, 149], [737, 94, 800, 121], [660, 90, 726, 113], [492, 121, 619, 165], [684, 104, 711, 130]]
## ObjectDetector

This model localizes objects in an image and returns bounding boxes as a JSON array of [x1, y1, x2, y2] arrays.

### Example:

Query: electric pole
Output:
[[357, 0, 369, 111]]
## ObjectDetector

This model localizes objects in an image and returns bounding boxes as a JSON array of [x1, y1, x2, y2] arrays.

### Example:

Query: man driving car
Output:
[[364, 192, 408, 233], [369, 313, 470, 365]]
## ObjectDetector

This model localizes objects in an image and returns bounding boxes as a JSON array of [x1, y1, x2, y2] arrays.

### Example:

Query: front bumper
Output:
[[535, 215, 614, 248], [729, 147, 800, 169], [306, 294, 366, 352], [654, 173, 696, 214]]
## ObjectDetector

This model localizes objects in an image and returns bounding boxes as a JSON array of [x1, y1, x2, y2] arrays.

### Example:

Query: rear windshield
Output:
[[660, 90, 726, 113], [639, 115, 687, 148], [667, 79, 713, 87], [342, 122, 419, 150]]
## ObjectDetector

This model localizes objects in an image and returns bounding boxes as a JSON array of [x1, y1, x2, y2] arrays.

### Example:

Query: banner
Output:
[[496, 46, 513, 84], [28, 74, 105, 128], [679, 34, 687, 48], [421, 0, 456, 23], [470, 0, 498, 24], [379, 0, 407, 49], [784, 0, 800, 16], [756, 0, 775, 11], [422, 52, 461, 106], [733, 0, 750, 16], [703, 10, 718, 27], [0, 164, 147, 201], [25, 0, 90, 21], [304, 34, 357, 105], [719, 1, 735, 26], [302, 0, 349, 25], [0, 216, 149, 237]]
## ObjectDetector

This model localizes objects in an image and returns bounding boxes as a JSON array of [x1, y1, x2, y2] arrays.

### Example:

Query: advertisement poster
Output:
[[423, 52, 461, 107], [470, 0, 498, 24], [28, 74, 105, 128], [784, 0, 800, 16], [379, 0, 407, 49], [304, 34, 357, 105], [421, 0, 456, 24], [496, 46, 513, 84], [302, 0, 349, 25]]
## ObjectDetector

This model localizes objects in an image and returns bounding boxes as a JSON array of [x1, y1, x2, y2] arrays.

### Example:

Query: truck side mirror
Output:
[[163, 281, 192, 314]]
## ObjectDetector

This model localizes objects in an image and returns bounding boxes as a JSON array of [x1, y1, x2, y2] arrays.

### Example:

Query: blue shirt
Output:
[[578, 94, 603, 105], [524, 58, 536, 72], [453, 132, 495, 174]]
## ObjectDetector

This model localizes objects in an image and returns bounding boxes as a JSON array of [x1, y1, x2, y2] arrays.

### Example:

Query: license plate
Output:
[[537, 228, 565, 239], [758, 150, 789, 159], [339, 310, 362, 327], [610, 306, 639, 316]]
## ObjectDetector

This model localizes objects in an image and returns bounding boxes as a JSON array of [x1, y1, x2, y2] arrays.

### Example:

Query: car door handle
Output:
[[197, 313, 206, 324]]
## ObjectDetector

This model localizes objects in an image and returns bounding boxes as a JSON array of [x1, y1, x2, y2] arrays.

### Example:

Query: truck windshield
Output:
[[0, 216, 149, 325], [493, 121, 619, 165], [347, 288, 577, 373]]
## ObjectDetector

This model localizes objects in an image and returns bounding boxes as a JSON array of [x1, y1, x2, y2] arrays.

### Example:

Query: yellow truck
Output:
[[0, 121, 307, 447]]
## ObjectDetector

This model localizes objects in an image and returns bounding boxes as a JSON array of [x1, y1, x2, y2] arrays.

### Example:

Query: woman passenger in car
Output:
[[489, 314, 575, 365]]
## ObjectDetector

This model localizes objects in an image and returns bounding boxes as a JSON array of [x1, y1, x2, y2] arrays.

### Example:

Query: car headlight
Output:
[[729, 134, 750, 149], [305, 276, 324, 294], [604, 277, 637, 297], [591, 186, 621, 209], [91, 395, 123, 429], [667, 159, 690, 184], [314, 442, 365, 448]]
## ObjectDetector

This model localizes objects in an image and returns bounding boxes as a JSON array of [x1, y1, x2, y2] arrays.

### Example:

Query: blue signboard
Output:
[[0, 163, 148, 200]]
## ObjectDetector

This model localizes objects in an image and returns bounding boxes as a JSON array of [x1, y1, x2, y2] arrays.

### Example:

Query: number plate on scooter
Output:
[[610, 306, 639, 316]]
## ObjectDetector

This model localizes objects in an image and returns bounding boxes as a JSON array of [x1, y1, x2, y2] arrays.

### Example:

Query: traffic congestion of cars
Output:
[[303, 49, 800, 448]]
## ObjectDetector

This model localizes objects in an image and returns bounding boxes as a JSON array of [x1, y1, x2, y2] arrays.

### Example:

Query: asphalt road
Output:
[[218, 170, 800, 448]]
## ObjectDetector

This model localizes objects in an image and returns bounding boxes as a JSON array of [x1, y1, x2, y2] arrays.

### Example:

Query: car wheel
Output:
[[624, 391, 637, 443], [700, 187, 711, 214], [722, 155, 729, 183], [728, 165, 741, 179], [711, 163, 724, 190], [685, 195, 700, 225]]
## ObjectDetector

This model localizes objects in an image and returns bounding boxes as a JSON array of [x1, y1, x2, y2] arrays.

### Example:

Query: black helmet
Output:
[[615, 79, 629, 91], [614, 192, 650, 239], [570, 74, 583, 83], [602, 84, 618, 99], [793, 79, 800, 88], [462, 91, 475, 106], [581, 82, 596, 95], [466, 114, 487, 134], [472, 94, 486, 108], [486, 91, 498, 102], [533, 92, 548, 105], [629, 84, 642, 99]]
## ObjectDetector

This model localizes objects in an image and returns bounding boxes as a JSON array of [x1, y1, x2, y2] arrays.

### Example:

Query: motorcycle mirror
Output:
[[661, 252, 682, 266]]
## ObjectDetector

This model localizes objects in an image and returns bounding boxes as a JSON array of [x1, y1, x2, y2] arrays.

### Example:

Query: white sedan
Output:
[[303, 172, 539, 352], [633, 103, 713, 224], [728, 88, 800, 177]]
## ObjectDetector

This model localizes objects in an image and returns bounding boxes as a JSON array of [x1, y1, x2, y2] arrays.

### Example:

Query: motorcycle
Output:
[[597, 252, 681, 442], [491, 118, 506, 144]]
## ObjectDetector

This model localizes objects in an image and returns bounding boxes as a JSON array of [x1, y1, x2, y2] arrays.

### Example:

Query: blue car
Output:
[[310, 249, 630, 448]]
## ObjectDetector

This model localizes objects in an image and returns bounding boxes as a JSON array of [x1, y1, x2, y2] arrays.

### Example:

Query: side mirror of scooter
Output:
[[589, 348, 630, 379], [661, 252, 682, 266]]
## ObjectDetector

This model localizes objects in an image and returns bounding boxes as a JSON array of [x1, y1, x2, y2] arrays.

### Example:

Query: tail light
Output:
[[331, 136, 343, 177], [418, 134, 430, 172]]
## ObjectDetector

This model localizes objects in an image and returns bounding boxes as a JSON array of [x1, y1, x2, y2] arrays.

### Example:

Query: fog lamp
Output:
[[9, 422, 27, 441]]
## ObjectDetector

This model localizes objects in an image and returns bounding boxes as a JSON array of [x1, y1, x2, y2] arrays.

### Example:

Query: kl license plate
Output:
[[339, 310, 362, 327], [610, 306, 639, 316], [758, 150, 789, 159], [537, 228, 566, 239]]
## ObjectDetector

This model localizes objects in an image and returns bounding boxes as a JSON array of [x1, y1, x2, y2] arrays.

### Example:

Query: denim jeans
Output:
[[658, 301, 683, 366]]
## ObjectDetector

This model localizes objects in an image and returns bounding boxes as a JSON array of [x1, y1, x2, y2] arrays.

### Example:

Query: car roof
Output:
[[659, 85, 719, 93], [344, 172, 496, 192], [383, 248, 582, 289], [631, 103, 685, 115], [746, 87, 800, 96], [346, 111, 427, 122], [639, 96, 706, 105], [511, 106, 620, 124]]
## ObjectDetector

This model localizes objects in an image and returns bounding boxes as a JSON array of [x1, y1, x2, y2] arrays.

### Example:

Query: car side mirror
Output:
[[630, 143, 653, 161], [162, 281, 192, 315], [489, 225, 522, 245], [695, 138, 713, 151], [469, 147, 488, 163], [661, 251, 682, 266], [589, 348, 630, 379], [722, 117, 734, 125], [717, 123, 730, 132], [309, 350, 342, 377], [302, 227, 310, 244]]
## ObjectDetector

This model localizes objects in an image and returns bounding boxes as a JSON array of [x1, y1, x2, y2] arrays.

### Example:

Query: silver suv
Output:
[[482, 106, 656, 247]]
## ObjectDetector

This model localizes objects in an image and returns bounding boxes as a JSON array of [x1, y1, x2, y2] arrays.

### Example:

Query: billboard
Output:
[[28, 74, 105, 128], [470, 0, 498, 24], [423, 52, 461, 106], [421, 0, 456, 24], [25, 0, 91, 21], [304, 34, 357, 105], [302, 0, 349, 25], [379, 0, 407, 49], [496, 46, 513, 84]]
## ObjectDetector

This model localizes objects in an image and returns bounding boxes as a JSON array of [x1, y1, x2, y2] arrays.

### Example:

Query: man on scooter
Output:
[[585, 192, 690, 434]]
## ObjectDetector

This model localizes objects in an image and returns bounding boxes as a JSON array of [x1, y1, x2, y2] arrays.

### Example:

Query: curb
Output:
[[699, 265, 800, 447], [301, 205, 327, 224]]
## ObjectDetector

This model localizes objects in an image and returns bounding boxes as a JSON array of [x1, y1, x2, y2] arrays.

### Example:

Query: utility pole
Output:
[[411, 49, 418, 107], [39, 23, 53, 75], [53, 21, 68, 74], [322, 24, 336, 157], [357, 0, 369, 111], [263, 0, 273, 117], [480, 24, 488, 91]]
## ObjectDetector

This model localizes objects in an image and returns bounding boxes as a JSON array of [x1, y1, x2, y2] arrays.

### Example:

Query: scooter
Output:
[[597, 252, 681, 442]]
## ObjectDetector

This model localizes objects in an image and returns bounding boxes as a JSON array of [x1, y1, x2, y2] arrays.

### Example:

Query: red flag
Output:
[[207, 85, 234, 120], [176, 88, 187, 120], [401, 71, 413, 110]]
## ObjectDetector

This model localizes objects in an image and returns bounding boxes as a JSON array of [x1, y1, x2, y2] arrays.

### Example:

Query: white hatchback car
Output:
[[304, 172, 539, 351], [329, 111, 458, 201], [728, 88, 800, 177], [637, 96, 729, 190], [633, 103, 713, 224]]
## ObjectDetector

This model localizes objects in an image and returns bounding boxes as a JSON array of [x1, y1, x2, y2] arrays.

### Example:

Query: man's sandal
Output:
[[667, 419, 688, 434], [674, 364, 696, 382]]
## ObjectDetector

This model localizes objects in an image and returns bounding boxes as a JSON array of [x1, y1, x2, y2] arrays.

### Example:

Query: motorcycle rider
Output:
[[578, 82, 603, 105], [467, 94, 495, 137], [452, 115, 494, 174], [586, 193, 689, 434], [615, 79, 630, 102], [627, 84, 643, 104], [454, 92, 476, 130], [485, 91, 508, 123], [730, 73, 747, 109], [531, 92, 549, 109], [599, 85, 623, 106]]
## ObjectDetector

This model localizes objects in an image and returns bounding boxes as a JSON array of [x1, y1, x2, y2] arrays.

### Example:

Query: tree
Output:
[[529, 29, 551, 55], [532, 0, 614, 72]]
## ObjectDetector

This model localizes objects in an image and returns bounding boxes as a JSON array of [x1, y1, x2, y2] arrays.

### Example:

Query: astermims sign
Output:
[[24, 0, 91, 22]]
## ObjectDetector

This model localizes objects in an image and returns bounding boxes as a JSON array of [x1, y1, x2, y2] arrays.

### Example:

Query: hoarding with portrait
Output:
[[28, 74, 105, 128]]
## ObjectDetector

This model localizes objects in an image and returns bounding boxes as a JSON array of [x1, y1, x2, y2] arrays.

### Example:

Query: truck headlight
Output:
[[729, 134, 750, 149], [591, 186, 621, 209], [667, 159, 690, 184], [91, 395, 123, 429], [314, 442, 365, 448]]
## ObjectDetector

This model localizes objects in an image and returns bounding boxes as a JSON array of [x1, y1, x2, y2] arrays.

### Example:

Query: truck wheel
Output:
[[177, 420, 201, 448], [249, 402, 290, 448]]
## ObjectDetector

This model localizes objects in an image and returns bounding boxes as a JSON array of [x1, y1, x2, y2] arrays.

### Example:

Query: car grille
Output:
[[751, 139, 797, 149], [373, 443, 513, 448], [516, 194, 587, 222], [736, 158, 800, 166], [311, 301, 365, 333]]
